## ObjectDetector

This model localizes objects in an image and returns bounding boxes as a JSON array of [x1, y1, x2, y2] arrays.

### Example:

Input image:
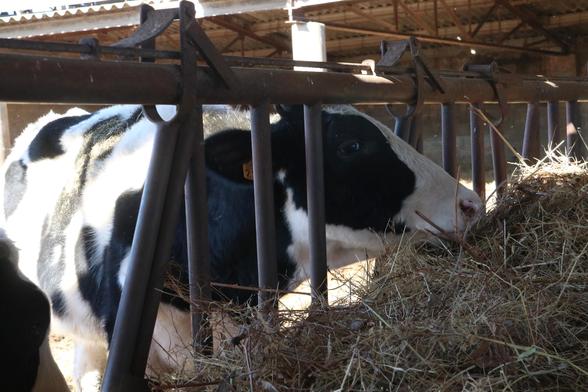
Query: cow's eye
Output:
[[337, 140, 362, 157]]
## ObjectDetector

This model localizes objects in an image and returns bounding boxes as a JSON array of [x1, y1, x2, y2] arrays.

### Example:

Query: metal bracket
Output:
[[184, 20, 238, 89], [112, 7, 178, 48], [378, 37, 444, 144], [463, 62, 509, 127]]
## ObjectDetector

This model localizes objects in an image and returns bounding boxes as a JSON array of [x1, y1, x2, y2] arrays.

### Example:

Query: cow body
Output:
[[0, 229, 69, 392], [2, 104, 481, 390]]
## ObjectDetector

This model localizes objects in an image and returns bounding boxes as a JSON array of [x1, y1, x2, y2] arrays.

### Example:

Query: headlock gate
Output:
[[0, 2, 586, 390]]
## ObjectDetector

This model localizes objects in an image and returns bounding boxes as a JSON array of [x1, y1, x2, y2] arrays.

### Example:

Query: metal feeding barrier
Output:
[[0, 1, 586, 390]]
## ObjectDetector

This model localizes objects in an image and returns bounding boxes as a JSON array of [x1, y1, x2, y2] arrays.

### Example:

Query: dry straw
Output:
[[156, 154, 588, 391]]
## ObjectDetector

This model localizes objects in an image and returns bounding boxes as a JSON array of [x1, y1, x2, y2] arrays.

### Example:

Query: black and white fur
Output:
[[0, 228, 69, 392], [2, 104, 481, 390]]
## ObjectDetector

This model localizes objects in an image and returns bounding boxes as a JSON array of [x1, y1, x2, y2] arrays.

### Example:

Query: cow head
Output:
[[271, 105, 482, 262], [205, 105, 482, 270]]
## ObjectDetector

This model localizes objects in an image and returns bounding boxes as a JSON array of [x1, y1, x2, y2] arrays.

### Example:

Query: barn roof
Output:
[[0, 0, 587, 63]]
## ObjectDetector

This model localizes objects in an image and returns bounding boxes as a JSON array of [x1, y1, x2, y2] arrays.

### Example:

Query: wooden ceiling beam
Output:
[[345, 4, 397, 32], [471, 2, 498, 37], [439, 0, 472, 39], [208, 15, 290, 52], [397, 0, 437, 36], [495, 0, 571, 51]]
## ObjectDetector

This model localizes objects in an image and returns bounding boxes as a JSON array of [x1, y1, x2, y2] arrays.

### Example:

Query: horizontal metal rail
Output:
[[2, 53, 588, 105]]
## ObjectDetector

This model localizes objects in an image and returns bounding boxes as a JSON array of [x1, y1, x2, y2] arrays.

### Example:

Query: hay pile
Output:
[[158, 157, 588, 391]]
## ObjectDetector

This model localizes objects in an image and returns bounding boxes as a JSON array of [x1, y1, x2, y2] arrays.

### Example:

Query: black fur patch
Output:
[[28, 114, 91, 162]]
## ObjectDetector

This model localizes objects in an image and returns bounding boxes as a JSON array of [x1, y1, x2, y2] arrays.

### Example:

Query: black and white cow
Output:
[[0, 228, 69, 392], [2, 104, 481, 390]]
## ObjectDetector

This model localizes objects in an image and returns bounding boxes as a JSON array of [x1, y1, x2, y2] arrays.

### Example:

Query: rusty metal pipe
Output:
[[547, 101, 561, 147], [441, 103, 457, 177], [250, 103, 278, 307], [4, 54, 588, 105], [304, 103, 328, 304], [469, 103, 485, 200], [566, 100, 584, 159], [522, 102, 541, 160], [185, 106, 211, 350]]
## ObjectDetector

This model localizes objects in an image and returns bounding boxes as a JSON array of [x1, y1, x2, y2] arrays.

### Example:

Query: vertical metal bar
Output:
[[522, 102, 541, 160], [441, 103, 457, 177], [489, 123, 507, 196], [102, 119, 180, 392], [394, 116, 412, 142], [185, 106, 211, 350], [408, 114, 422, 152], [547, 101, 561, 147], [304, 103, 328, 304], [469, 103, 485, 200], [131, 109, 201, 377], [103, 2, 198, 390], [566, 100, 584, 159], [130, 1, 200, 375], [250, 103, 278, 307]]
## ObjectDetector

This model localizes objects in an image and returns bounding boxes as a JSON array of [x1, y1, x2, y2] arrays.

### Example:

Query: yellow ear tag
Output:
[[242, 160, 254, 181]]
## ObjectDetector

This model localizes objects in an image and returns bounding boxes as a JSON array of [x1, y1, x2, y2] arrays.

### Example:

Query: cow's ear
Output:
[[205, 129, 254, 184], [275, 104, 304, 128]]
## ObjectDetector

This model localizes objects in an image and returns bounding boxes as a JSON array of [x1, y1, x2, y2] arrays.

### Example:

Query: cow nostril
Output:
[[459, 199, 479, 218]]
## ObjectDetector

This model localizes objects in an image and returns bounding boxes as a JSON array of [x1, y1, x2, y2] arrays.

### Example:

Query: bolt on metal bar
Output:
[[522, 102, 541, 161], [547, 101, 561, 147], [184, 106, 212, 351], [102, 119, 180, 392], [489, 123, 507, 196], [441, 103, 457, 177], [304, 103, 328, 304], [566, 100, 584, 159], [469, 103, 486, 200], [250, 103, 278, 308]]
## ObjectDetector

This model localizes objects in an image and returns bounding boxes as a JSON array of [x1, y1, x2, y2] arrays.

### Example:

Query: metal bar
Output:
[[103, 3, 200, 389], [522, 102, 541, 160], [566, 100, 584, 159], [489, 123, 507, 196], [441, 103, 457, 177], [394, 116, 413, 142], [102, 119, 180, 392], [4, 54, 588, 105], [408, 114, 422, 152], [250, 103, 278, 307], [323, 22, 566, 56], [304, 103, 328, 304], [130, 1, 201, 378], [185, 106, 211, 350], [547, 101, 561, 147], [0, 37, 181, 59], [469, 103, 485, 200]]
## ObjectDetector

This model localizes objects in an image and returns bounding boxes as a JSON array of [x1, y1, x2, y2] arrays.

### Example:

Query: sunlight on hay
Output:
[[154, 153, 588, 391]]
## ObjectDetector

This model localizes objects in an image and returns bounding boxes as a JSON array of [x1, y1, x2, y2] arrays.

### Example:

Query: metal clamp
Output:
[[463, 62, 509, 127], [378, 37, 444, 144]]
